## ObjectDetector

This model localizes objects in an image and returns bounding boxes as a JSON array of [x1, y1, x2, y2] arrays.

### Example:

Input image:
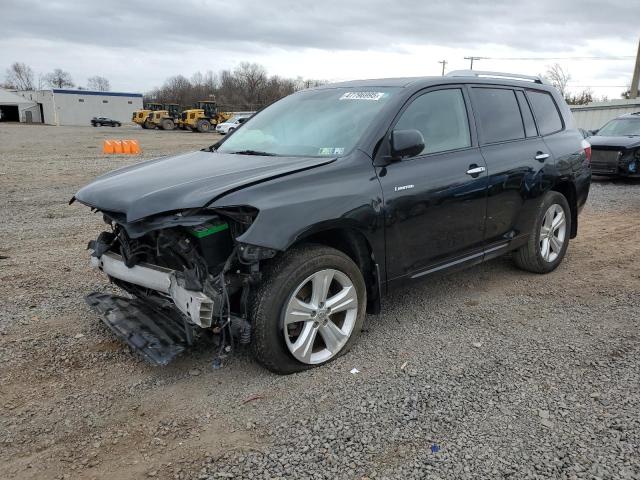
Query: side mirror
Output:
[[589, 129, 599, 136], [391, 129, 425, 159]]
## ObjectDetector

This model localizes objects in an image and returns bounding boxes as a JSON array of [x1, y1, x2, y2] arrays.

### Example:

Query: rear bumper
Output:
[[90, 252, 215, 328]]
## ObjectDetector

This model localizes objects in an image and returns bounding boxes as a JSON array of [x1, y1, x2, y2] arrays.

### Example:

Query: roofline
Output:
[[314, 75, 558, 91], [52, 89, 143, 98]]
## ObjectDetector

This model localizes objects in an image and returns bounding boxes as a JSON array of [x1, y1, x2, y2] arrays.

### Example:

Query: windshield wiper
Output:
[[230, 150, 278, 156]]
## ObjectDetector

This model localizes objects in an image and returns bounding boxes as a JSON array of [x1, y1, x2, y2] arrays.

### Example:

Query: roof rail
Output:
[[445, 70, 547, 84]]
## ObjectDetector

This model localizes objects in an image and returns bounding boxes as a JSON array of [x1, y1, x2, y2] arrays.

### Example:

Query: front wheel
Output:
[[251, 245, 366, 374], [196, 119, 211, 132], [514, 191, 571, 273]]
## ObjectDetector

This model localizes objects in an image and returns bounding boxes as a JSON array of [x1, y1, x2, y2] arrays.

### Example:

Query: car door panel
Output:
[[480, 137, 551, 245], [468, 86, 553, 246], [375, 86, 488, 282]]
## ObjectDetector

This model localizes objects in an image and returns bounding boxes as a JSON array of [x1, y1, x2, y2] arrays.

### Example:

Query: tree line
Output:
[[4, 60, 630, 108], [2, 62, 110, 91], [144, 62, 325, 111], [2, 61, 324, 110]]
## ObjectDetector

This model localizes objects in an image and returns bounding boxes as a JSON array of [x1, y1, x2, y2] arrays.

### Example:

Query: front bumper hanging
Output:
[[86, 292, 195, 366], [90, 252, 215, 328]]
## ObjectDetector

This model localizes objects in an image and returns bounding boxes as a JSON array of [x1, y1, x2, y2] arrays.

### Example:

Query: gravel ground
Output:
[[1, 123, 639, 480]]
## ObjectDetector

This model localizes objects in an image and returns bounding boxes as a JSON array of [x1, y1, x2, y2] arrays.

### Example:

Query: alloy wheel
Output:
[[540, 204, 566, 263], [283, 269, 358, 364]]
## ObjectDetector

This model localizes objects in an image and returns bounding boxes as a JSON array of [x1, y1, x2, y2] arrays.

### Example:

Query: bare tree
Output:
[[545, 64, 571, 97], [565, 89, 594, 105], [5, 62, 35, 90], [144, 63, 325, 111], [45, 68, 74, 88], [87, 75, 110, 91]]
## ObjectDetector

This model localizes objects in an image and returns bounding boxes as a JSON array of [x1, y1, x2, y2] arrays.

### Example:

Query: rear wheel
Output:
[[251, 245, 366, 374], [196, 119, 211, 132], [514, 191, 571, 273]]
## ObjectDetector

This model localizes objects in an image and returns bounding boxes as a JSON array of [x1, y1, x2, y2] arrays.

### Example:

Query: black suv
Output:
[[73, 71, 591, 373], [587, 112, 640, 177], [91, 117, 121, 127]]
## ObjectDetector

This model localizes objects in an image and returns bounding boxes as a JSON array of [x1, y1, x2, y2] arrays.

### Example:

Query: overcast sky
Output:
[[1, 0, 637, 99]]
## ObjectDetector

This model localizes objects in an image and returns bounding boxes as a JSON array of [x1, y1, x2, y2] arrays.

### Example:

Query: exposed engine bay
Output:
[[86, 209, 275, 366]]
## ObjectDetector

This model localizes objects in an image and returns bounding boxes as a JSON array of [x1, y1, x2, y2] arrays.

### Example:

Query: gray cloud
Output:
[[2, 0, 637, 53]]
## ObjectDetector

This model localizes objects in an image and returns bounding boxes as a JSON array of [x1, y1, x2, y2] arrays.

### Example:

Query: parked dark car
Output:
[[587, 112, 640, 177], [72, 71, 591, 373], [91, 117, 121, 127]]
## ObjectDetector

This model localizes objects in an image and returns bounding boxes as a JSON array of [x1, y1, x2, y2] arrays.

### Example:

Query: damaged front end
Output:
[[86, 208, 272, 366]]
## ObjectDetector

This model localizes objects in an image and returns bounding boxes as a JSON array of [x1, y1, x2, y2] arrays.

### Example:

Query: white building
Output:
[[571, 98, 640, 130], [0, 88, 41, 123], [9, 88, 143, 126]]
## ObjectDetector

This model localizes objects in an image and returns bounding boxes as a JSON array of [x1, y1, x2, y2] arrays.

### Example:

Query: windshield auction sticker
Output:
[[318, 147, 345, 155], [339, 92, 385, 101]]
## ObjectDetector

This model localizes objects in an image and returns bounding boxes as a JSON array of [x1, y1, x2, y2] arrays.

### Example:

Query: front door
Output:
[[376, 87, 488, 282]]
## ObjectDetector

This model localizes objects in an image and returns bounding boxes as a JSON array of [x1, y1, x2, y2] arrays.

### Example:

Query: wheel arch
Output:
[[290, 226, 381, 314]]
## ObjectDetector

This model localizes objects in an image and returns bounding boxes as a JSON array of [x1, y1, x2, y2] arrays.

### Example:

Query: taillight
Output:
[[581, 139, 591, 165]]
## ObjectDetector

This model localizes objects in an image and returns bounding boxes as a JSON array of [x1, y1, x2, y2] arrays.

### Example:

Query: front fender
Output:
[[209, 153, 386, 265]]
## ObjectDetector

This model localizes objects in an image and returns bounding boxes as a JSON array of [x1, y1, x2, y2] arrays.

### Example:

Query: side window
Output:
[[472, 88, 524, 144], [527, 90, 563, 135], [515, 91, 537, 137], [394, 88, 471, 155]]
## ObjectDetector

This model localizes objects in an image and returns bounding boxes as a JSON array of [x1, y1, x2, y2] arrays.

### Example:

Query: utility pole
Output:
[[464, 56, 486, 70], [630, 38, 640, 99], [438, 60, 448, 76]]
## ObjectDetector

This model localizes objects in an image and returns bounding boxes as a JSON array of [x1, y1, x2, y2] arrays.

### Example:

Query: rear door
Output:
[[469, 86, 552, 253], [377, 86, 488, 282]]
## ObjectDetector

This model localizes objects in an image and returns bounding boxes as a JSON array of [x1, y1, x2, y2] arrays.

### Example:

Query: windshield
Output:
[[217, 87, 400, 157], [597, 118, 640, 136]]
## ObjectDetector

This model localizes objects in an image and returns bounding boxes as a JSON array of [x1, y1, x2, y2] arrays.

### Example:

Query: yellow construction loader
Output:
[[132, 103, 164, 129], [147, 104, 182, 130], [177, 101, 232, 132]]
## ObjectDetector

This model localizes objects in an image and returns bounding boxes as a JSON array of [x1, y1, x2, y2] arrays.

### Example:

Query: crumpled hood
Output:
[[588, 135, 640, 150], [74, 150, 334, 222]]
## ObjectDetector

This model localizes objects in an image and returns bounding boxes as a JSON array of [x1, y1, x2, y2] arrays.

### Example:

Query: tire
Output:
[[251, 245, 366, 374], [160, 119, 175, 130], [196, 119, 211, 133], [92, 123, 97, 127], [110, 123, 115, 127], [143, 120, 154, 130], [228, 127, 235, 133], [514, 191, 571, 273]]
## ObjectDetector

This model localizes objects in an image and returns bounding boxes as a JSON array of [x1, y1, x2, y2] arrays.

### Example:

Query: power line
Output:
[[486, 56, 634, 61]]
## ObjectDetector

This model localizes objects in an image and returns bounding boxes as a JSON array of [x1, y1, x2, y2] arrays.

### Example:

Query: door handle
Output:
[[535, 152, 550, 162], [466, 165, 486, 176]]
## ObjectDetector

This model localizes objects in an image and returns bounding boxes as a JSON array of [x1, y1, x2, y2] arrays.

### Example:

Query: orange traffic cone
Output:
[[129, 139, 141, 154], [102, 140, 114, 154], [102, 139, 141, 155]]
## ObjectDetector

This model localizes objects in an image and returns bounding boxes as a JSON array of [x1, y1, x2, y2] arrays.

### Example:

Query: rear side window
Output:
[[527, 90, 563, 135], [515, 91, 537, 137], [472, 88, 524, 144], [394, 88, 471, 155]]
